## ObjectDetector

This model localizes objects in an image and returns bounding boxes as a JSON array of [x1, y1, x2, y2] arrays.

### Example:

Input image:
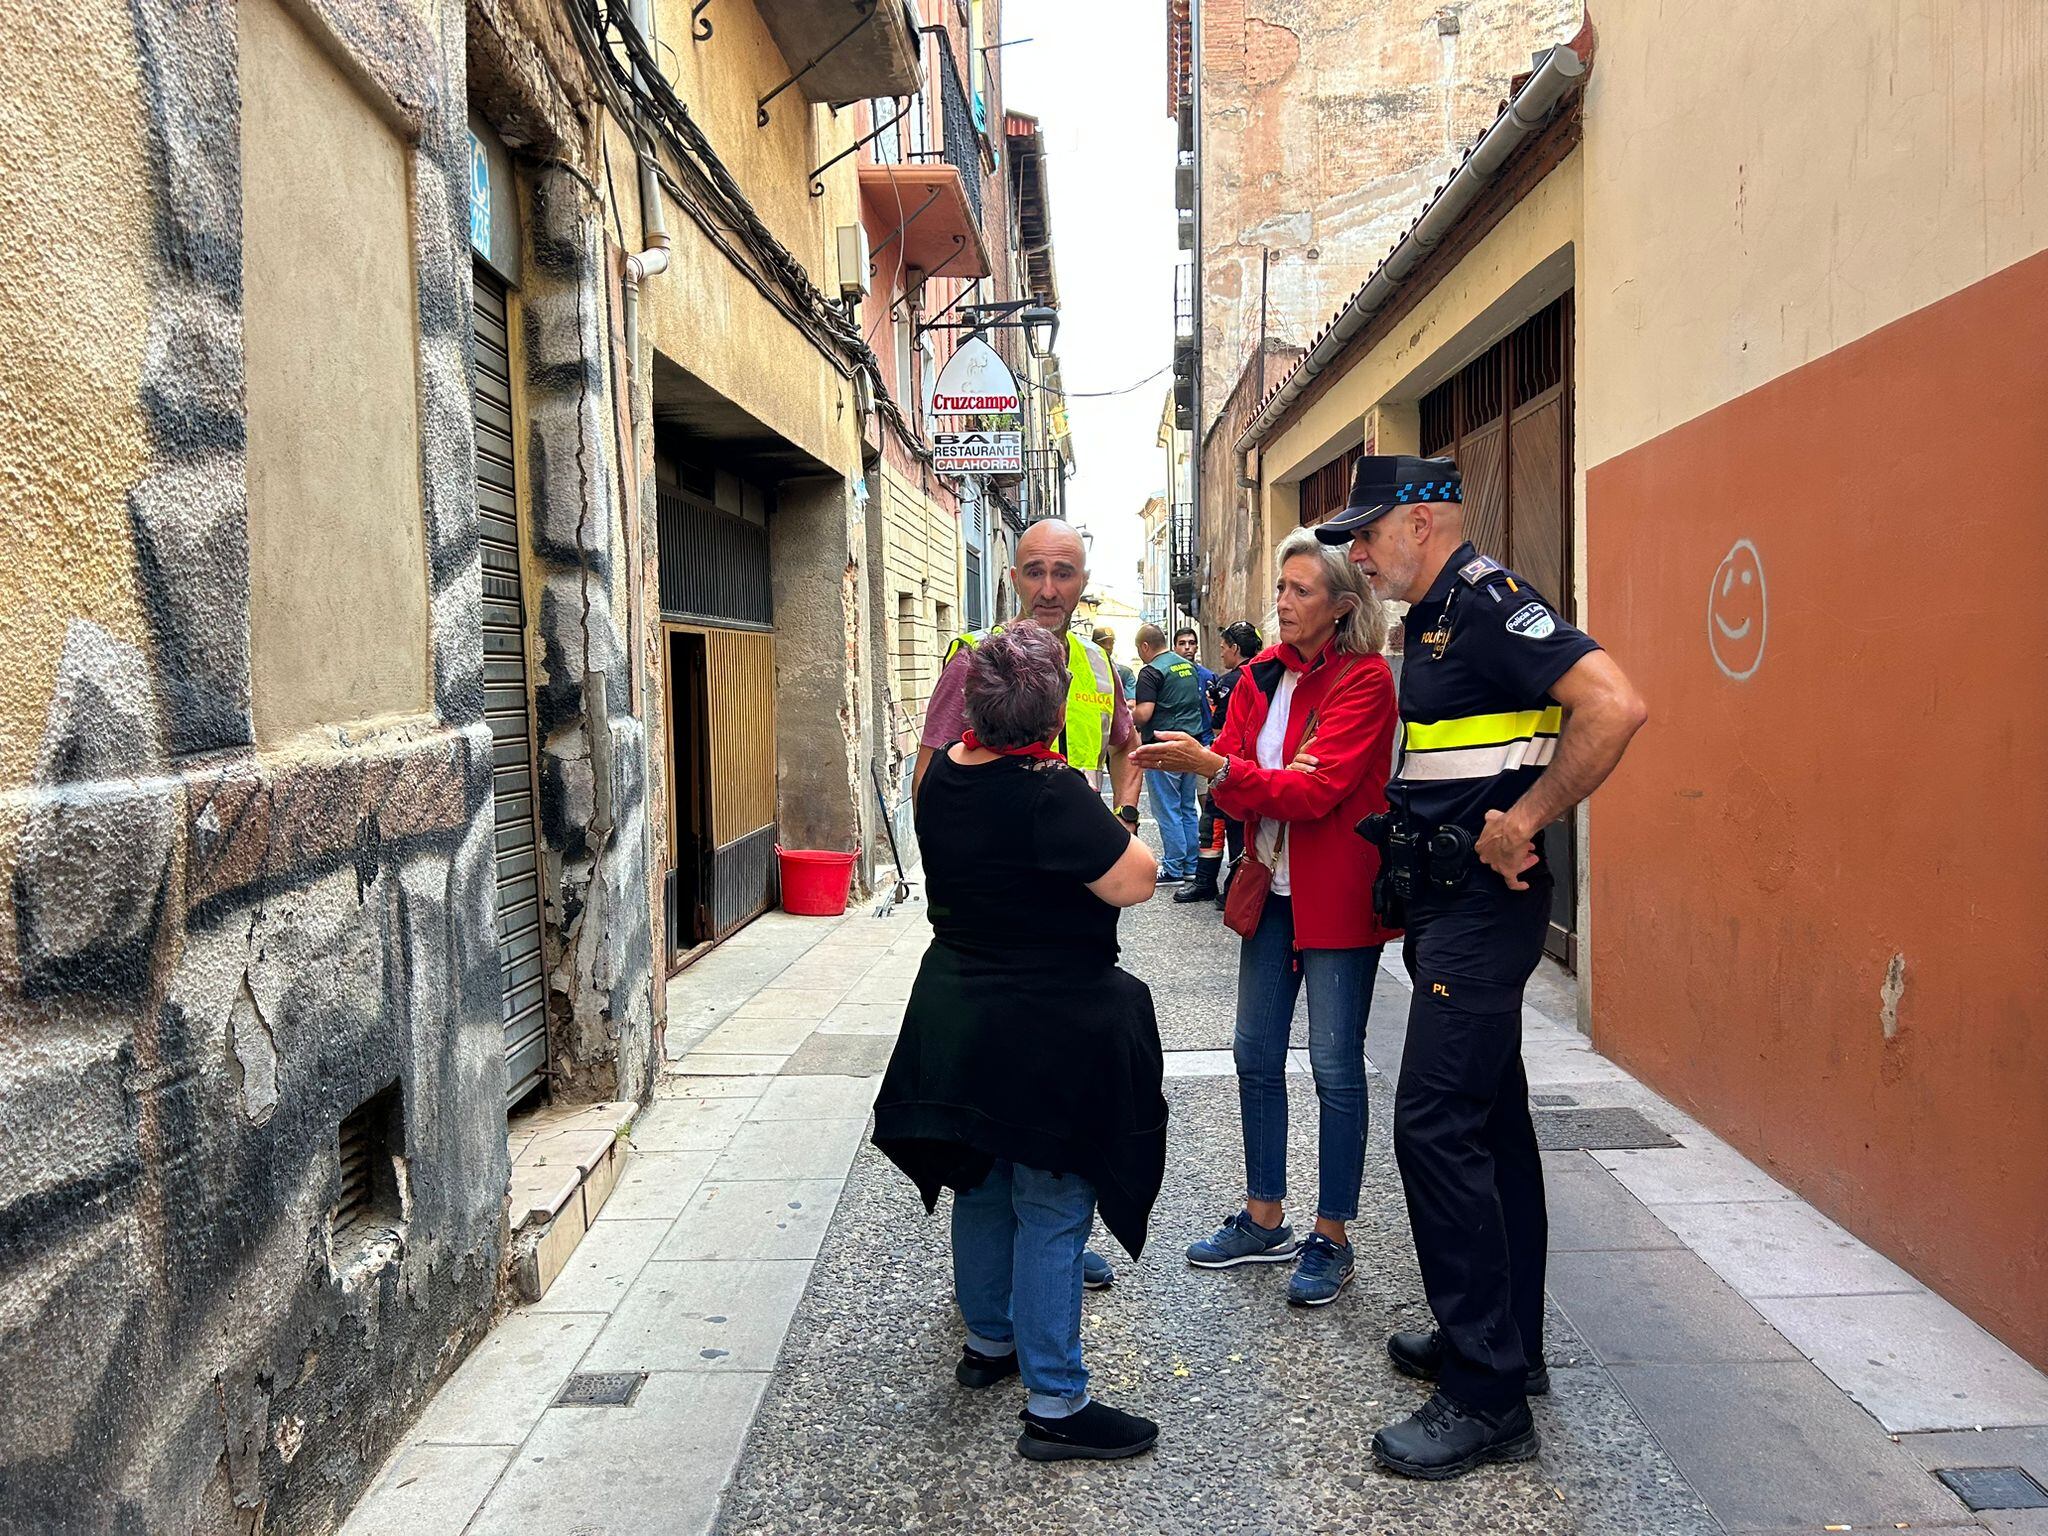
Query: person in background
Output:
[[873, 622, 1167, 1464], [1132, 531, 1400, 1308], [1174, 628, 1218, 741], [1095, 625, 1139, 706], [1133, 624, 1205, 888], [1175, 620, 1262, 906]]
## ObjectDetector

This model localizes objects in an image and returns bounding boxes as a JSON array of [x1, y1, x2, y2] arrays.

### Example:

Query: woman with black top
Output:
[[872, 622, 1167, 1463]]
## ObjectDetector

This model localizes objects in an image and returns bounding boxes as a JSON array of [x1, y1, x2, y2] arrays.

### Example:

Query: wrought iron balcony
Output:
[[867, 29, 980, 222], [1170, 498, 1198, 594]]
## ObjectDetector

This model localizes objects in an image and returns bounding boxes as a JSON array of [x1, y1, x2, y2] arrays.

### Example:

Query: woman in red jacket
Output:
[[1131, 527, 1399, 1308]]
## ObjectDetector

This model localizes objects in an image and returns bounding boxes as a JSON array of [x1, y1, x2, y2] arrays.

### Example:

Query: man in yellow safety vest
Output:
[[914, 519, 1141, 821]]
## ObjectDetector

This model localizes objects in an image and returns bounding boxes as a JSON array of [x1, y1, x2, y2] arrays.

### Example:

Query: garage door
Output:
[[472, 264, 549, 1107]]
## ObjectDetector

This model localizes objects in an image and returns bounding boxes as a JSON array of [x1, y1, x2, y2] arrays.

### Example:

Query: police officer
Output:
[[1314, 456, 1647, 1480]]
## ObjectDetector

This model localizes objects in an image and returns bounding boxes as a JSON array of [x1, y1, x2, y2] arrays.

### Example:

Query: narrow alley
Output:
[[6, 0, 2046, 1529], [341, 844, 2048, 1535]]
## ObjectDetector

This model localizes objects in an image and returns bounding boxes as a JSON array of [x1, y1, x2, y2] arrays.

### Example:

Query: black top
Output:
[[1393, 542, 1600, 833], [1205, 662, 1244, 725], [875, 747, 1167, 1257], [916, 751, 1131, 957]]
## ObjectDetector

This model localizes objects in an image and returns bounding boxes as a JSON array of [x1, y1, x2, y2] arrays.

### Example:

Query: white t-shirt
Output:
[[1252, 670, 1298, 896]]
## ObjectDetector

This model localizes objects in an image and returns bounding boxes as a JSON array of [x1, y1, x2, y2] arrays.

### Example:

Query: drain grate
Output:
[[555, 1371, 646, 1408], [1935, 1466, 2048, 1511], [1532, 1105, 1677, 1151], [1531, 1093, 1579, 1107]]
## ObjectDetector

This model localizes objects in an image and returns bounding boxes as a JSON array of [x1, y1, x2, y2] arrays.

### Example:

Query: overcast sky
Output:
[[999, 0, 1176, 604]]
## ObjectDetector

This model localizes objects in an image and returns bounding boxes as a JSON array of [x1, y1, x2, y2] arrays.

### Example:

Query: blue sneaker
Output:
[[1287, 1232, 1355, 1307], [1186, 1210, 1298, 1269], [1082, 1249, 1115, 1291]]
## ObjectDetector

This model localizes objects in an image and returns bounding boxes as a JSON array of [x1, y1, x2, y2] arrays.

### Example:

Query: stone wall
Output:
[[0, 0, 650, 1525]]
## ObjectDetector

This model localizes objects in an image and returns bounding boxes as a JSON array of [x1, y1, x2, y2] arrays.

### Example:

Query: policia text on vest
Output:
[[943, 626, 1120, 770]]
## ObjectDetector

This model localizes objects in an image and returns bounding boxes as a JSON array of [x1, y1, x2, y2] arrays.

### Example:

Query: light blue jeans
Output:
[[1145, 767, 1201, 878], [952, 1160, 1097, 1418], [1235, 894, 1381, 1222]]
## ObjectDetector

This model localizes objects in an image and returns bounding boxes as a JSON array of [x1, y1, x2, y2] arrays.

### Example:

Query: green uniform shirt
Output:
[[1136, 653, 1205, 742]]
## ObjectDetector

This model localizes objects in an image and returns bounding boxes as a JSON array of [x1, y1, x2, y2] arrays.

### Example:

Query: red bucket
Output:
[[775, 844, 860, 917]]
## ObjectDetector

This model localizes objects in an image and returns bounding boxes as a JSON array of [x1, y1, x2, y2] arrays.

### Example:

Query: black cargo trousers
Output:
[[1394, 865, 1553, 1413]]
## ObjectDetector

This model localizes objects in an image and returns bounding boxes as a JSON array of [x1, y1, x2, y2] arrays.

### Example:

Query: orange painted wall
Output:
[[1587, 248, 2048, 1367]]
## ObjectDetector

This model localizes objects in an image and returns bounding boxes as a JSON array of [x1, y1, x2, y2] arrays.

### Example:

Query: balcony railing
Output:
[[1169, 497, 1197, 592], [869, 29, 981, 223]]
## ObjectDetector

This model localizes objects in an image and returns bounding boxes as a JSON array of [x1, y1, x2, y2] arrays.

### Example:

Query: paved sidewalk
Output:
[[344, 873, 2048, 1536]]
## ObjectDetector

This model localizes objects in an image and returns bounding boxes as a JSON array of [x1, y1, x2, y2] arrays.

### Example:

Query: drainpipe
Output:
[[621, 0, 672, 373], [1234, 40, 1587, 490], [622, 149, 672, 373]]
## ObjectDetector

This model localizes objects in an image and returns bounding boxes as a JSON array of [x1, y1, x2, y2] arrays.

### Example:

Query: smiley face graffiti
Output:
[[1707, 538, 1767, 680]]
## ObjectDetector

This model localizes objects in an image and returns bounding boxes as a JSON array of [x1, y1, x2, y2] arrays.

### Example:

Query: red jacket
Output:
[[1209, 641, 1401, 949]]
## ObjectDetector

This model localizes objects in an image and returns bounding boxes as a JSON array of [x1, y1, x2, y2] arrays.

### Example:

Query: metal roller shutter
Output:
[[472, 265, 549, 1107]]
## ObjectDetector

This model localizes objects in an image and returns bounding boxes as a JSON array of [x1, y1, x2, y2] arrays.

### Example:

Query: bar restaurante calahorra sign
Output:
[[928, 336, 1021, 415], [933, 430, 1024, 473]]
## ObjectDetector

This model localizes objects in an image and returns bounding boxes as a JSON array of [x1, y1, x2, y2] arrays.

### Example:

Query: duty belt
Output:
[[1355, 813, 1476, 927]]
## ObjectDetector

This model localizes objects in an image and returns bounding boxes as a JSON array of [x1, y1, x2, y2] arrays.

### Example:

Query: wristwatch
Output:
[[1117, 805, 1140, 828], [1210, 757, 1231, 788]]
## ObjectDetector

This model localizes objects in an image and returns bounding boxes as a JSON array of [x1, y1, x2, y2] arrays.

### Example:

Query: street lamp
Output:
[[1020, 304, 1059, 358]]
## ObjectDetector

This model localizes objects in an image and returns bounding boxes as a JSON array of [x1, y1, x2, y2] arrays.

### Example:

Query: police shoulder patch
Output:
[[1505, 602, 1556, 640], [1457, 554, 1508, 587]]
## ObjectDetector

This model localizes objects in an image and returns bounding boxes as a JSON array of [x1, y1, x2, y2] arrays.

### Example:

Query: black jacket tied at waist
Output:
[[872, 939, 1167, 1259]]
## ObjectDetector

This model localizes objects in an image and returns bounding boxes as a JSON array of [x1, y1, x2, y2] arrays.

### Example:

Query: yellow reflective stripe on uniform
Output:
[[1398, 735, 1558, 782], [1402, 707, 1563, 753]]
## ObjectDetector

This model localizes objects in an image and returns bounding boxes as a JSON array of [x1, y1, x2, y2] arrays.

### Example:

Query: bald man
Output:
[[914, 519, 1140, 815]]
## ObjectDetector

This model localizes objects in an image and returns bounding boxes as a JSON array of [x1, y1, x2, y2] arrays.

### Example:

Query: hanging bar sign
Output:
[[929, 337, 1022, 417], [933, 430, 1024, 474]]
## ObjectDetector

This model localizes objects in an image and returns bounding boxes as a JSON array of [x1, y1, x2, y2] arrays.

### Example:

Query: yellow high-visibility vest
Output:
[[943, 626, 1119, 771]]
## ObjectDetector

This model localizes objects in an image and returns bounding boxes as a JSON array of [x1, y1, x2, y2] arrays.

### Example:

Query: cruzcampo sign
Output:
[[928, 336, 1022, 417]]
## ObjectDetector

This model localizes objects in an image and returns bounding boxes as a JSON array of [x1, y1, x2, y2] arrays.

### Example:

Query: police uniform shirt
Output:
[[1392, 542, 1600, 833], [1134, 653, 1205, 743]]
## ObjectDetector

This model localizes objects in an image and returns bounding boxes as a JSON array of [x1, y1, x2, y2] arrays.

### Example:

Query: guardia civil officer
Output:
[[1315, 456, 1646, 1480]]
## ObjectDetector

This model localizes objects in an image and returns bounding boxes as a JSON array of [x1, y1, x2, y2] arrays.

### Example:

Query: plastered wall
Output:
[[0, 0, 511, 1525], [1196, 0, 1578, 433], [1580, 0, 2048, 1366]]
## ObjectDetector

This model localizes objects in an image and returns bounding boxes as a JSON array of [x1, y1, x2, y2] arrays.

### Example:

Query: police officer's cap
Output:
[[1312, 455, 1462, 544]]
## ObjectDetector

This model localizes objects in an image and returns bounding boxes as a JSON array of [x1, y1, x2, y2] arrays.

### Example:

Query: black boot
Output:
[[1371, 1392, 1538, 1480], [1387, 1329, 1550, 1396], [1173, 858, 1221, 903], [1017, 1400, 1159, 1462], [955, 1345, 1020, 1390]]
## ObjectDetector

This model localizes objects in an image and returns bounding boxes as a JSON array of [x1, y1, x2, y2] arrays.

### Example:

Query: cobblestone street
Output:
[[345, 850, 2048, 1536]]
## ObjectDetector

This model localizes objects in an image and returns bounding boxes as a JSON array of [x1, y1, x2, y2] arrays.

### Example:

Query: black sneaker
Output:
[[1371, 1392, 1538, 1480], [1387, 1328, 1550, 1396], [955, 1345, 1020, 1390], [1016, 1400, 1159, 1462]]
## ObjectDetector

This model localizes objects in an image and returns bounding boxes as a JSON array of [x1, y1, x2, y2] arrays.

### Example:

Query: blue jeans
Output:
[[1145, 767, 1201, 878], [952, 1160, 1096, 1418], [1235, 894, 1381, 1222]]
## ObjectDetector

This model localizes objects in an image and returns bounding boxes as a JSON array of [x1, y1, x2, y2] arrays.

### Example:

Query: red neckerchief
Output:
[[961, 729, 1067, 764]]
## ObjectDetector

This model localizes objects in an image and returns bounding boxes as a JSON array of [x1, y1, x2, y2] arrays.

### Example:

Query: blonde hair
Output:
[[1273, 526, 1388, 656]]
